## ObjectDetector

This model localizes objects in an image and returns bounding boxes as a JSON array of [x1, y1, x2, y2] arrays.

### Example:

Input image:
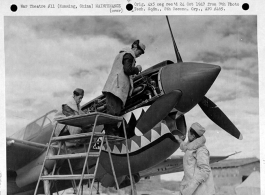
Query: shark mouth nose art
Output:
[[99, 106, 180, 154]]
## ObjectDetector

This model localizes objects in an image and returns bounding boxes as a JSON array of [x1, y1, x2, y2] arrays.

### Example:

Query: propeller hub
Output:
[[160, 62, 221, 113]]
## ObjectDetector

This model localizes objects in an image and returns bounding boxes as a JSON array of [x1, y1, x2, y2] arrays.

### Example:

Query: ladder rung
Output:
[[41, 174, 95, 180], [51, 132, 105, 141], [46, 152, 100, 160], [51, 133, 126, 142], [88, 152, 100, 157]]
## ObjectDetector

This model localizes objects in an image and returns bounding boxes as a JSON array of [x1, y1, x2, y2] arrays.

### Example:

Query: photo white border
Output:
[[1, 0, 264, 194]]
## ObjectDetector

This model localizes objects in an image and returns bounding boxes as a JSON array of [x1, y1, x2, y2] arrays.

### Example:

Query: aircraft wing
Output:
[[139, 155, 183, 178], [6, 137, 47, 171], [139, 153, 238, 178]]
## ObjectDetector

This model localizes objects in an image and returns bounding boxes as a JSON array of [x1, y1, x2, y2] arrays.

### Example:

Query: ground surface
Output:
[[60, 180, 238, 195]]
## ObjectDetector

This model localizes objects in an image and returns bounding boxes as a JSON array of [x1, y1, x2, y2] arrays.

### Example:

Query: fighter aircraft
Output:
[[6, 16, 242, 195]]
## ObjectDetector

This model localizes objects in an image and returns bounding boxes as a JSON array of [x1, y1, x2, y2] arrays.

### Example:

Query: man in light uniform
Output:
[[54, 88, 85, 137], [102, 40, 145, 135], [174, 122, 215, 195]]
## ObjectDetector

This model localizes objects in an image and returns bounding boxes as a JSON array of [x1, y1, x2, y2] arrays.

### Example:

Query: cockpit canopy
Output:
[[10, 110, 57, 141]]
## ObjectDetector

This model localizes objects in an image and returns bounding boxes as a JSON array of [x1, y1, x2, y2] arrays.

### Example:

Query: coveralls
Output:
[[53, 96, 84, 137], [102, 48, 140, 134], [179, 136, 215, 195]]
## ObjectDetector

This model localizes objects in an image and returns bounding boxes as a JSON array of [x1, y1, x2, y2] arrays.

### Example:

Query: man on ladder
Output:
[[34, 87, 136, 195], [102, 40, 146, 136]]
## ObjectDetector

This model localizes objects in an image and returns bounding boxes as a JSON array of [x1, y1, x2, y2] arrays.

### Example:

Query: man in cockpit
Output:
[[102, 40, 145, 136], [54, 88, 86, 137]]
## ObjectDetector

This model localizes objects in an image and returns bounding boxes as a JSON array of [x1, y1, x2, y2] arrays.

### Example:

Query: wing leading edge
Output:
[[7, 138, 47, 171], [139, 152, 238, 178]]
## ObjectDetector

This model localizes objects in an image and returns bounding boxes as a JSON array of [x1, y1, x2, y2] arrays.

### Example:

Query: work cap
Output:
[[133, 40, 146, 54], [138, 42, 146, 54], [191, 122, 205, 136], [74, 88, 84, 96]]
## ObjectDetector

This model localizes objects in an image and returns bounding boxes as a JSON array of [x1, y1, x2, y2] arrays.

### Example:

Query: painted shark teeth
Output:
[[142, 106, 150, 112], [112, 145, 120, 153], [160, 123, 171, 135], [132, 108, 142, 120], [131, 106, 150, 120], [121, 144, 127, 153], [130, 140, 140, 152], [101, 120, 171, 154], [135, 127, 143, 136], [141, 136, 151, 147], [123, 112, 132, 123], [172, 108, 178, 112], [123, 106, 150, 124], [151, 129, 160, 142]]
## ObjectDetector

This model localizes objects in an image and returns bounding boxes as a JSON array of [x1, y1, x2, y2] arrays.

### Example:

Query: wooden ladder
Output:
[[33, 112, 134, 195]]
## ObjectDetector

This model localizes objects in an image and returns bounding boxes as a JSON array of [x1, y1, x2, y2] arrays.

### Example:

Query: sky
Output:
[[4, 16, 259, 180]]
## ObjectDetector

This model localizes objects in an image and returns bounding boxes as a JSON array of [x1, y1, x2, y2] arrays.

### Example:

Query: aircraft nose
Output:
[[160, 62, 221, 112]]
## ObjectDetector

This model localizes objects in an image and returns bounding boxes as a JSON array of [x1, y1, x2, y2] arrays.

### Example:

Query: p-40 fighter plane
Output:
[[6, 16, 242, 195]]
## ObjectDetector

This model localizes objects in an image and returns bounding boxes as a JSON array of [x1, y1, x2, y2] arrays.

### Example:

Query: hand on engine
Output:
[[136, 65, 142, 73]]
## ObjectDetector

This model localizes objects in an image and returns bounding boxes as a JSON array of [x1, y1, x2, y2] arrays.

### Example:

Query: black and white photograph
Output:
[[2, 6, 263, 195]]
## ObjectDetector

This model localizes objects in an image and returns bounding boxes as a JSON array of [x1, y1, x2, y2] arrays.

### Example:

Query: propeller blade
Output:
[[198, 96, 243, 140], [136, 90, 182, 135], [166, 16, 183, 63]]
